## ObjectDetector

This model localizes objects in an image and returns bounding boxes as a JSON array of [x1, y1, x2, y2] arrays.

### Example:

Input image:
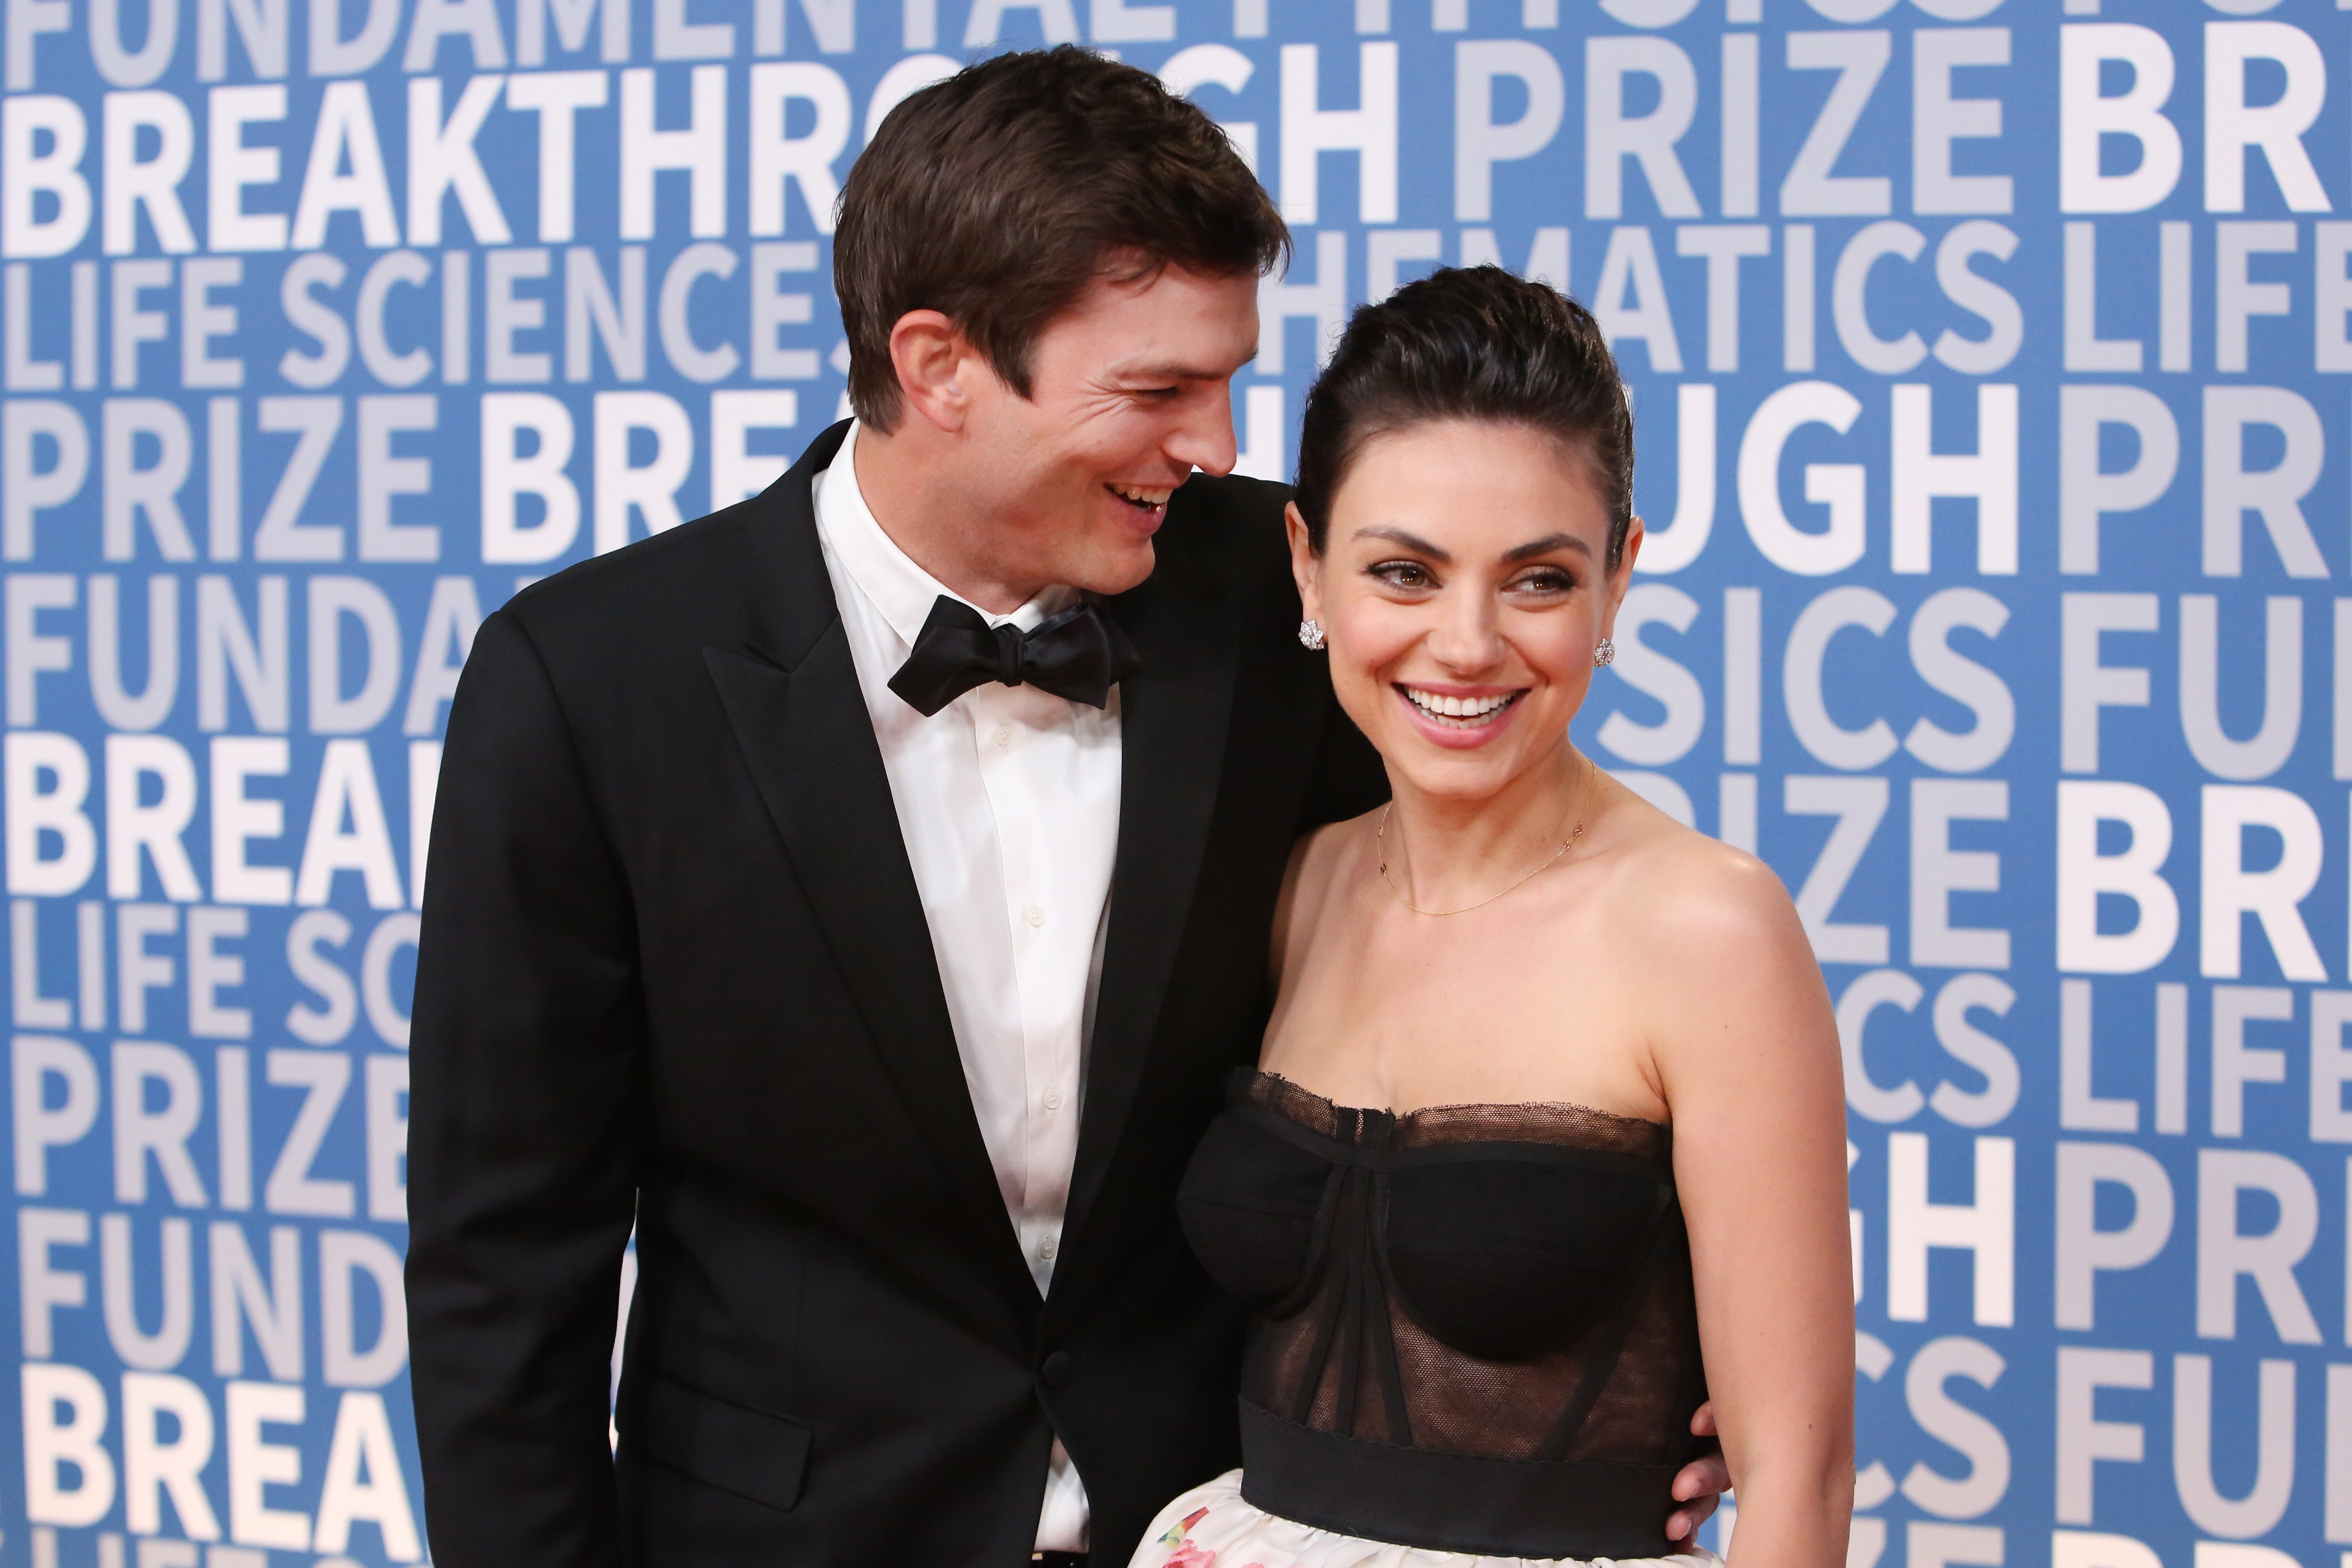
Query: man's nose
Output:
[[1167, 387, 1241, 478]]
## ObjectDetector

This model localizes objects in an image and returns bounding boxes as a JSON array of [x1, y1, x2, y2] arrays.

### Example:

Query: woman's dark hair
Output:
[[1292, 266, 1635, 570], [837, 47, 1288, 431]]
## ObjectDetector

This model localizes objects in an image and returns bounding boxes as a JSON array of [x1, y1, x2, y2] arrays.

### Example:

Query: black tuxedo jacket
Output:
[[406, 421, 1386, 1567]]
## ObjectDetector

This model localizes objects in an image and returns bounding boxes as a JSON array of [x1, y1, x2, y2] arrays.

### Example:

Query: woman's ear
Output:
[[1601, 515, 1645, 641], [1285, 502, 1322, 625], [888, 310, 972, 433]]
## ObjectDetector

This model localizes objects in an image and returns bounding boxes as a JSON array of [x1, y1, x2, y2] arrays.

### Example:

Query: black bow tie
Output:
[[887, 595, 1142, 718]]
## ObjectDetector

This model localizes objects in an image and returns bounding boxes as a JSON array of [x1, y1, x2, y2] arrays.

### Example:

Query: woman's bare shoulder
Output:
[[1293, 806, 1381, 893], [1589, 808, 1838, 1120], [1271, 807, 1382, 979], [1594, 795, 1818, 992], [1571, 805, 1842, 1151]]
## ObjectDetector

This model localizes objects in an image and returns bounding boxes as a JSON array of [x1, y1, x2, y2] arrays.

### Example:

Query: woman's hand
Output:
[[1664, 1402, 1729, 1545]]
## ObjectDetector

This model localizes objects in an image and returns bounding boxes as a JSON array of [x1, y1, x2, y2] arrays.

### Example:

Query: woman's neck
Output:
[[1379, 742, 1593, 912]]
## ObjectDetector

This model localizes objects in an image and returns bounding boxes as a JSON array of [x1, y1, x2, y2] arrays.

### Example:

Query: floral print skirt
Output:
[[1128, 1470, 1725, 1568]]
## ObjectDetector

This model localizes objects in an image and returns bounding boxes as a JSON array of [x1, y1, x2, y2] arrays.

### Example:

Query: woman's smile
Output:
[[1394, 684, 1527, 746]]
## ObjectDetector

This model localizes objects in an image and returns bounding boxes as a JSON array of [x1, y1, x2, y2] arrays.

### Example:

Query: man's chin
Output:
[[1073, 540, 1157, 597]]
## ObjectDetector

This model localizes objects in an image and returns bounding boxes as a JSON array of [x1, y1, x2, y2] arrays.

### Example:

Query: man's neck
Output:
[[853, 420, 1042, 615]]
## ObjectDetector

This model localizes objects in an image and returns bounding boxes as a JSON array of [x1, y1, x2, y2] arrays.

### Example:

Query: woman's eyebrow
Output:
[[1354, 525, 1450, 562], [1504, 533, 1589, 562]]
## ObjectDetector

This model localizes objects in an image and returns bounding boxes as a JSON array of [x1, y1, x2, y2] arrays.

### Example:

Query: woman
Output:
[[1134, 267, 1854, 1568]]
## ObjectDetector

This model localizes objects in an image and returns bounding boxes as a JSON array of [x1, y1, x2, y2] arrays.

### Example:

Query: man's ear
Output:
[[1285, 502, 1322, 624], [889, 310, 974, 433]]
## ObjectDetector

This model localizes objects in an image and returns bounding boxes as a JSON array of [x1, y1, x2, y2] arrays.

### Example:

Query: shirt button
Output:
[[1024, 905, 1046, 928], [1038, 1237, 1058, 1261], [993, 724, 1012, 747], [1043, 1089, 1064, 1110]]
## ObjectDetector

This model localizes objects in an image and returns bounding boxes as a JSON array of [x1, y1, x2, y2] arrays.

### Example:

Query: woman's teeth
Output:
[[1107, 483, 1171, 514], [1402, 687, 1518, 726]]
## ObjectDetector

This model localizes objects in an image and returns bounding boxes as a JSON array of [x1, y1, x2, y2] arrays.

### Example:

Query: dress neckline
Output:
[[1242, 1070, 1672, 1164], [1249, 1069, 1666, 1133]]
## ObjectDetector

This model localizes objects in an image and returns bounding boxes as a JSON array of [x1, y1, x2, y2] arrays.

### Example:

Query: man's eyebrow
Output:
[[1117, 349, 1257, 382], [1354, 526, 1452, 562], [1505, 533, 1590, 562]]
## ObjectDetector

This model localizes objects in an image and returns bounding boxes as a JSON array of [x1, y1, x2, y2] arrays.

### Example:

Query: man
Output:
[[408, 47, 1729, 1567]]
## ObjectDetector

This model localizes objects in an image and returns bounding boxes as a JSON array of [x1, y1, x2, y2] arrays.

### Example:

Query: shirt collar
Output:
[[815, 421, 1077, 651]]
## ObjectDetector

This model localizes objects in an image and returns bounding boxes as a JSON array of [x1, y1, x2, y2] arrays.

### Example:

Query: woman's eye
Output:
[[1371, 560, 1433, 590], [1510, 569, 1574, 595]]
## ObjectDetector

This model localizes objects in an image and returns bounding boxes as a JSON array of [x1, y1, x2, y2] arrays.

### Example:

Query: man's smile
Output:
[[1106, 482, 1173, 515]]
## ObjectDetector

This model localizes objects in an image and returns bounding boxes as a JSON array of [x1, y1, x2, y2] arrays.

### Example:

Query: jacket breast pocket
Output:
[[630, 1373, 813, 1512]]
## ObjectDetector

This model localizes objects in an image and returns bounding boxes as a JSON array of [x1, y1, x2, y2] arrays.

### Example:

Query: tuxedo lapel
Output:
[[703, 428, 1036, 1309], [1062, 555, 1240, 1254]]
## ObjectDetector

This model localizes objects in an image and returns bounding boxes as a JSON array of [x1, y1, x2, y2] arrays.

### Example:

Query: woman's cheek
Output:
[[1515, 616, 1595, 684], [1334, 598, 1420, 667]]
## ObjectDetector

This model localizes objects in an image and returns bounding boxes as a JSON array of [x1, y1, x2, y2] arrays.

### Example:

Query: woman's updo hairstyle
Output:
[[1291, 265, 1634, 570]]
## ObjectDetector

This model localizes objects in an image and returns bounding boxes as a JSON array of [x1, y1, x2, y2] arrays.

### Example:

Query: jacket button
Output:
[[1041, 1351, 1076, 1389]]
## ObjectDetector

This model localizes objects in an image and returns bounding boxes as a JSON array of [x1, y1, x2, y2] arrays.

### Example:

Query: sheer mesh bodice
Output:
[[1175, 1071, 1711, 1559]]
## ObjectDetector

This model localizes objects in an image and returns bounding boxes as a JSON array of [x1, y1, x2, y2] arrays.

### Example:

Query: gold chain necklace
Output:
[[1376, 756, 1594, 917]]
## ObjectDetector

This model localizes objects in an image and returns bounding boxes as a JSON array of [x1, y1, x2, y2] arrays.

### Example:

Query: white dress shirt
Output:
[[812, 423, 1117, 1553]]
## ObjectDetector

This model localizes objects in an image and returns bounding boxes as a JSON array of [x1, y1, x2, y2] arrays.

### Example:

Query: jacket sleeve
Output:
[[405, 608, 644, 1568]]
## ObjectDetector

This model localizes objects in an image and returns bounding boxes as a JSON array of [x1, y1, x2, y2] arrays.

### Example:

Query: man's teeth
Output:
[[1404, 687, 1516, 723], [1108, 483, 1171, 510]]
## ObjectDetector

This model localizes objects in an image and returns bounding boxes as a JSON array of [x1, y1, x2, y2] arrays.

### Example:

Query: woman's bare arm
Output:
[[1644, 844, 1855, 1568]]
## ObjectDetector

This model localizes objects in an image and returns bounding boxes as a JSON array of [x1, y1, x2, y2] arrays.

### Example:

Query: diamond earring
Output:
[[1298, 619, 1326, 651], [1593, 636, 1616, 668]]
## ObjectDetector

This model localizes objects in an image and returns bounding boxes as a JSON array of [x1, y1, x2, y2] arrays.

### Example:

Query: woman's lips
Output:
[[1392, 683, 1526, 749]]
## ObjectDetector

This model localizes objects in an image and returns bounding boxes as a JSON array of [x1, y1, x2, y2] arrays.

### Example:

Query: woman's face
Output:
[[1290, 418, 1639, 803]]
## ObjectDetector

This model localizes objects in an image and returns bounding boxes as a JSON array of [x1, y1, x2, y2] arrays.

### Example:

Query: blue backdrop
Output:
[[0, 0, 2339, 1562]]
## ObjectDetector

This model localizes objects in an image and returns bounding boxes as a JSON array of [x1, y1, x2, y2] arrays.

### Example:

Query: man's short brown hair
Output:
[[835, 46, 1288, 430]]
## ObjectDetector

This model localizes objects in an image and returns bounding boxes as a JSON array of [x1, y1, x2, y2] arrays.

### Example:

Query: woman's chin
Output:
[[1373, 735, 1538, 802]]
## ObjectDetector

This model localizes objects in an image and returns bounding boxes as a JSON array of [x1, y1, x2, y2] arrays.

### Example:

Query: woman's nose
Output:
[[1426, 588, 1504, 672]]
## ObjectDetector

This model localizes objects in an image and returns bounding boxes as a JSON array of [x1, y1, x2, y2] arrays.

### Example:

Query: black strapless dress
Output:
[[1135, 1071, 1713, 1566]]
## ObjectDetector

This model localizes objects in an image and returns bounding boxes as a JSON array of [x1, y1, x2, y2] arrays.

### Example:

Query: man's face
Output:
[[955, 262, 1260, 597]]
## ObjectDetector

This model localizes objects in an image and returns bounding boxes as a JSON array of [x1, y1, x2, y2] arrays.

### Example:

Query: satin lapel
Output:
[[703, 433, 1035, 1307], [1061, 562, 1239, 1251]]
